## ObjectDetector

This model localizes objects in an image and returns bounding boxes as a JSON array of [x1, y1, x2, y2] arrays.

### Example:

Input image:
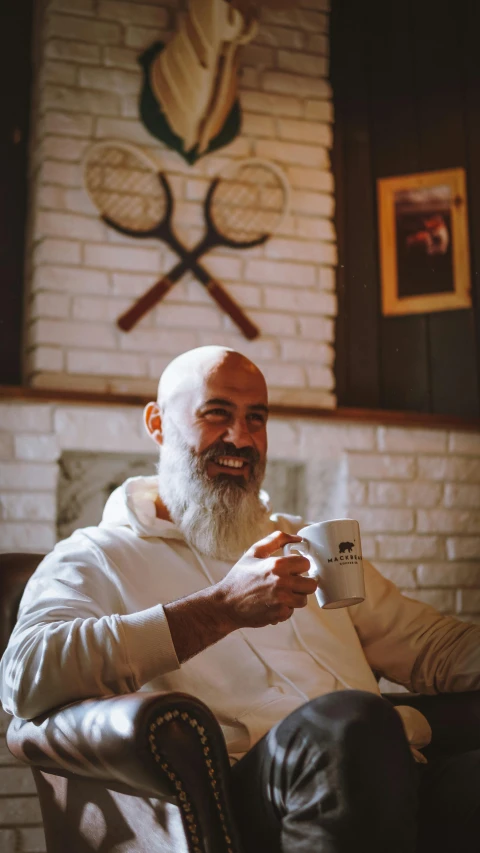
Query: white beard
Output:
[[157, 421, 267, 561]]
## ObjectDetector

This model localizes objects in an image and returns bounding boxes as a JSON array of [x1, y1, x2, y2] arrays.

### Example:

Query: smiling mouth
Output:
[[214, 456, 248, 470]]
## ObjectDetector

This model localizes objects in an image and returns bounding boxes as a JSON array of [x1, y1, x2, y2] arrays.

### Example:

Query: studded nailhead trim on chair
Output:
[[148, 709, 234, 853]]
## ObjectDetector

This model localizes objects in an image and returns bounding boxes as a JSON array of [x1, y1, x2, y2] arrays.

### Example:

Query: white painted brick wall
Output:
[[1, 401, 480, 847], [24, 0, 337, 406]]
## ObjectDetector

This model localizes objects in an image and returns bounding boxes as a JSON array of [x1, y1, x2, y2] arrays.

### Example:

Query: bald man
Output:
[[2, 346, 480, 853]]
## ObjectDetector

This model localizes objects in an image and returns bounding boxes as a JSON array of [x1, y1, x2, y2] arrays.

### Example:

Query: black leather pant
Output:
[[230, 690, 480, 853]]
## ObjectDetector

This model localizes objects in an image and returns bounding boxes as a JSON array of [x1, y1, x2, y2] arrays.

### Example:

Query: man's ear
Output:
[[144, 401, 163, 447]]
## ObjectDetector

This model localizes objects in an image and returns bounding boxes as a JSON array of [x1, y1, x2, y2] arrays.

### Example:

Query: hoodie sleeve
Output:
[[350, 560, 480, 693], [0, 534, 179, 720]]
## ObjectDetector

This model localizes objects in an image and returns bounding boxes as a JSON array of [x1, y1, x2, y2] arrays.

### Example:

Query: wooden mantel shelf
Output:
[[1, 385, 479, 432]]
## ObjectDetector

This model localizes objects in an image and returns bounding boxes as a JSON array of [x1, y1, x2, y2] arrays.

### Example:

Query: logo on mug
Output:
[[328, 540, 361, 563]]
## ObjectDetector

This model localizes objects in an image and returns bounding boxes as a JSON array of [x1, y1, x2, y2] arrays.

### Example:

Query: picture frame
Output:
[[377, 168, 472, 317]]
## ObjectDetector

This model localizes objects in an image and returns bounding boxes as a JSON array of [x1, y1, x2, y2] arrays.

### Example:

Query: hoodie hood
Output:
[[100, 475, 185, 539]]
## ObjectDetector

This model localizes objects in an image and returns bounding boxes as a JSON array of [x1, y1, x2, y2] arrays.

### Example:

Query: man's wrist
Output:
[[208, 581, 239, 635], [163, 583, 237, 664]]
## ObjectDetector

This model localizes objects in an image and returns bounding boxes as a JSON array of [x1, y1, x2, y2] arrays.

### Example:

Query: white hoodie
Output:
[[2, 476, 480, 759]]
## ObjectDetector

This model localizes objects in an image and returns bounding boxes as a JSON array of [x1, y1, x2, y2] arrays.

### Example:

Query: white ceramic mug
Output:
[[284, 518, 365, 609]]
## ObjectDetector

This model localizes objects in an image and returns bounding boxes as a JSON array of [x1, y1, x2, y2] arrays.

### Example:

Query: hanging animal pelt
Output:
[[139, 0, 289, 163]]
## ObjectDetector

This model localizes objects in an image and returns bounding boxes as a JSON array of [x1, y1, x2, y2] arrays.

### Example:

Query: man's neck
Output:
[[155, 494, 172, 522]]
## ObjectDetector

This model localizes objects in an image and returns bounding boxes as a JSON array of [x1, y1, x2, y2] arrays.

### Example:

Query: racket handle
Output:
[[205, 277, 259, 340], [117, 266, 260, 340], [117, 276, 176, 331]]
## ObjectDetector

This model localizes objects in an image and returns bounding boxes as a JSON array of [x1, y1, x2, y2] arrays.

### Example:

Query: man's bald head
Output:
[[147, 346, 269, 556], [157, 346, 267, 414]]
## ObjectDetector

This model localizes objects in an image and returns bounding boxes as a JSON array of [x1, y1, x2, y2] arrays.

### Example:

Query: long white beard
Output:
[[157, 422, 267, 561]]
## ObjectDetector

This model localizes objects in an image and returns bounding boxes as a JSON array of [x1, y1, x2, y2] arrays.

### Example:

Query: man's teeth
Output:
[[216, 457, 245, 469]]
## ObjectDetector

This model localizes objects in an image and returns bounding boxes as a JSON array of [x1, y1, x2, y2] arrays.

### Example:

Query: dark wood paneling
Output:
[[412, 0, 479, 415], [331, 0, 380, 408], [413, 0, 465, 171], [367, 1, 420, 177], [463, 0, 480, 409], [0, 1, 33, 384], [429, 311, 478, 417], [380, 315, 430, 411], [332, 0, 480, 416], [368, 0, 430, 412]]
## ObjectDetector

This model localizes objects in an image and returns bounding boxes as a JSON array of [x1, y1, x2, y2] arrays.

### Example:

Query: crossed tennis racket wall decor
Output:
[[83, 141, 290, 339]]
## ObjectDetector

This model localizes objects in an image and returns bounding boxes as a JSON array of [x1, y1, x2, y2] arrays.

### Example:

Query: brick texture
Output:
[[25, 0, 337, 407]]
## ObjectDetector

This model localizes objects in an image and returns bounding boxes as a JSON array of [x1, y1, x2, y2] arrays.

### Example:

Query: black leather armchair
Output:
[[1, 553, 243, 853], [2, 552, 480, 853], [7, 692, 242, 853]]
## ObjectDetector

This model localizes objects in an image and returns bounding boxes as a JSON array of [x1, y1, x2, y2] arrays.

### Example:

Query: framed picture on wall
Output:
[[377, 168, 472, 316]]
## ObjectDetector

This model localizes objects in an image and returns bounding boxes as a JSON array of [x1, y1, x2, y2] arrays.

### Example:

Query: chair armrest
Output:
[[384, 691, 480, 758], [7, 691, 244, 853]]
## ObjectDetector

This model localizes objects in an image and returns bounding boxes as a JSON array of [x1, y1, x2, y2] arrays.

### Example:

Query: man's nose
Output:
[[223, 418, 254, 448]]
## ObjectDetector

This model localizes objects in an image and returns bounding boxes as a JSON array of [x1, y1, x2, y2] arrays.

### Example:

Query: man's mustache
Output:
[[201, 441, 260, 466]]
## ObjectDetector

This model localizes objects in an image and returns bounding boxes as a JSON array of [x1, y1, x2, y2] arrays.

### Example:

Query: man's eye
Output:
[[205, 409, 229, 418], [248, 412, 266, 424]]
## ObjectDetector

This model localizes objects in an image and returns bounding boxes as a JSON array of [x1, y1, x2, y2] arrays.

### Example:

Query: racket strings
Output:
[[211, 164, 287, 243], [84, 145, 166, 232]]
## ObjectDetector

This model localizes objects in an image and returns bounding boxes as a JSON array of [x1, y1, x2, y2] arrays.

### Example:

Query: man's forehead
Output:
[[197, 361, 268, 405], [158, 348, 267, 411]]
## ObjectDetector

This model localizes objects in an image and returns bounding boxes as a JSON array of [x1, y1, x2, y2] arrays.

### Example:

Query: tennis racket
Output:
[[83, 142, 289, 337], [117, 157, 289, 333]]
